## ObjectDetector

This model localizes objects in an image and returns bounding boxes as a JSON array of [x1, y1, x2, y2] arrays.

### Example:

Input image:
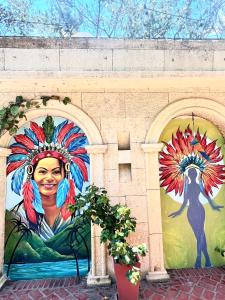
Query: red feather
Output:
[[64, 133, 85, 148], [61, 179, 75, 220], [11, 147, 28, 154], [30, 122, 45, 143], [14, 135, 34, 150], [7, 160, 26, 175], [58, 123, 74, 144], [69, 148, 87, 155], [72, 157, 88, 181], [22, 181, 37, 224]]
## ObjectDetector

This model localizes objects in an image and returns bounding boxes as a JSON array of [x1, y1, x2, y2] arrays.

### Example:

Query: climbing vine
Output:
[[0, 95, 71, 137]]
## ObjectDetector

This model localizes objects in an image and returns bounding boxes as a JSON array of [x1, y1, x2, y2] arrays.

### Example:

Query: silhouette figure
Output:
[[169, 168, 223, 268]]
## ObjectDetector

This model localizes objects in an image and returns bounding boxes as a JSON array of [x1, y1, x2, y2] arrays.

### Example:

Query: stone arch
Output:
[[146, 98, 225, 143], [0, 100, 103, 147], [0, 100, 110, 287], [142, 98, 225, 281]]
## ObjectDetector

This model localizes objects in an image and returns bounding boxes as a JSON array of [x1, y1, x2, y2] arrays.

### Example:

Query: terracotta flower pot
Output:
[[114, 262, 141, 300]]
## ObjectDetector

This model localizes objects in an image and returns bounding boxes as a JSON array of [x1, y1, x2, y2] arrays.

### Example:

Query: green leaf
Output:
[[15, 96, 24, 104], [63, 97, 71, 104], [10, 105, 19, 116], [50, 95, 60, 100], [41, 96, 51, 101], [9, 127, 18, 135], [0, 108, 6, 116], [26, 101, 31, 109], [41, 96, 51, 106], [42, 116, 55, 144]]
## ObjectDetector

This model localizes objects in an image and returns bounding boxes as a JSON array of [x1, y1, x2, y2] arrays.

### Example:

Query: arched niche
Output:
[[0, 100, 110, 287], [142, 98, 225, 281]]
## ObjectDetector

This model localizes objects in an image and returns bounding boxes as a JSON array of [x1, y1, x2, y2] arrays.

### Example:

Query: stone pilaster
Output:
[[85, 145, 111, 286], [141, 144, 169, 281]]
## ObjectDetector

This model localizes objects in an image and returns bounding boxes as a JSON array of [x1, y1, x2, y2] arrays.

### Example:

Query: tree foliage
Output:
[[1, 0, 225, 39]]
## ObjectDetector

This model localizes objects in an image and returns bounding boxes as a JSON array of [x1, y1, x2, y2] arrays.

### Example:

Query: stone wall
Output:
[[1, 37, 225, 283]]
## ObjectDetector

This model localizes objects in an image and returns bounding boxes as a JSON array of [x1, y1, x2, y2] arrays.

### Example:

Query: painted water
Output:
[[4, 259, 90, 280]]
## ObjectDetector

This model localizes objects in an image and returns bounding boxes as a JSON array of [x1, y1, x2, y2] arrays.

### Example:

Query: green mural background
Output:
[[160, 117, 225, 269]]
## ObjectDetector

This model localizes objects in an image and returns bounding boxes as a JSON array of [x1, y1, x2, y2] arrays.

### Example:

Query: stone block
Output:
[[4, 49, 59, 71], [119, 168, 146, 196], [69, 92, 82, 107], [124, 92, 169, 119], [100, 117, 129, 144], [145, 152, 162, 190], [213, 51, 225, 71], [60, 49, 112, 71], [140, 255, 150, 273], [131, 143, 145, 169], [168, 92, 225, 105], [146, 270, 170, 282], [126, 117, 147, 143], [113, 49, 164, 71], [104, 143, 119, 170], [0, 92, 36, 107], [127, 222, 149, 246], [118, 150, 131, 164], [0, 50, 4, 70], [148, 233, 165, 272], [126, 195, 148, 223], [82, 92, 125, 118], [104, 169, 120, 197], [109, 196, 126, 206], [146, 189, 163, 234], [164, 50, 213, 71], [87, 274, 111, 286]]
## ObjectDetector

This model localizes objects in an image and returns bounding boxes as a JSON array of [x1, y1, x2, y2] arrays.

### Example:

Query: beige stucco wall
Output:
[[1, 37, 225, 283]]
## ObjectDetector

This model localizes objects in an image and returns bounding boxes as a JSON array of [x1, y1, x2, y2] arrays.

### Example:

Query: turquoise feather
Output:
[[56, 178, 69, 207], [32, 180, 44, 214], [11, 167, 25, 195]]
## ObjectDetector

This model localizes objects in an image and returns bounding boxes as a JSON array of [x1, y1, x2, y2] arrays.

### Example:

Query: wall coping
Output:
[[1, 37, 225, 50]]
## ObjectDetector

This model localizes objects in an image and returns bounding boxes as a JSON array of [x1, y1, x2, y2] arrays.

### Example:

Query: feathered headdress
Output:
[[7, 116, 89, 224], [159, 125, 225, 196]]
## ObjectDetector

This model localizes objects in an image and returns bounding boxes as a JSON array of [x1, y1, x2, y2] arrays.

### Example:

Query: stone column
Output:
[[85, 145, 111, 286], [141, 144, 169, 281], [0, 147, 11, 288]]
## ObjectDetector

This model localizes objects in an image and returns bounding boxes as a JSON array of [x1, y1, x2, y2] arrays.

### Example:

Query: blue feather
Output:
[[70, 162, 83, 192], [52, 120, 68, 144], [11, 167, 25, 195], [68, 136, 87, 152], [199, 151, 210, 161], [7, 154, 27, 164], [31, 180, 44, 214], [56, 178, 69, 207], [24, 128, 39, 146], [10, 143, 31, 151], [61, 126, 81, 146], [76, 154, 90, 164]]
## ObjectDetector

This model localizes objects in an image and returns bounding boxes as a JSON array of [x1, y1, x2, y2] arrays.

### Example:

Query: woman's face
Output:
[[33, 157, 64, 197]]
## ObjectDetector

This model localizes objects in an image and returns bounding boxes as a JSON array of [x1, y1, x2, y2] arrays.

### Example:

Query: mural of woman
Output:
[[169, 167, 223, 268], [7, 116, 89, 240], [160, 125, 225, 268]]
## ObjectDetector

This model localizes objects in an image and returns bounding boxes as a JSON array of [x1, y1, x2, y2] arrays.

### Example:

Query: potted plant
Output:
[[69, 185, 147, 300]]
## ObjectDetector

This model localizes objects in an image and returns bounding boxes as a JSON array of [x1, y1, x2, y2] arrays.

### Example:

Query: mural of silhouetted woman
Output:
[[169, 168, 223, 268], [160, 125, 225, 268]]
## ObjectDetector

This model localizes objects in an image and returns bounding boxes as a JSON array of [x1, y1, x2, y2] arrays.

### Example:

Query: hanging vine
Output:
[[0, 95, 71, 137]]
